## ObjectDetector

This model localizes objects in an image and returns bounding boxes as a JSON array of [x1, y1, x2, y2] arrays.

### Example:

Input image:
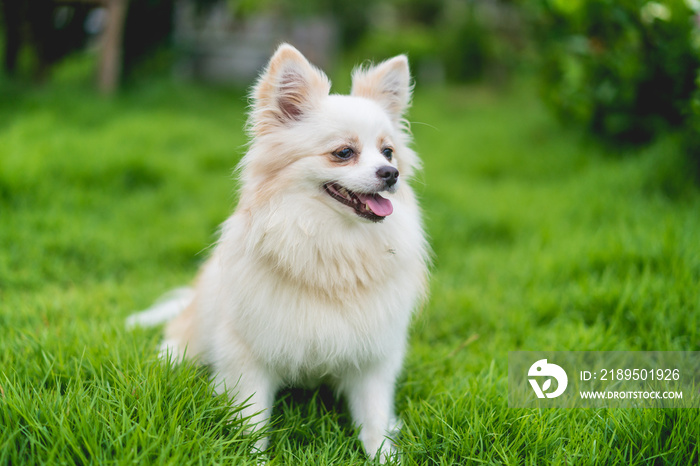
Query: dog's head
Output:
[[239, 44, 419, 224]]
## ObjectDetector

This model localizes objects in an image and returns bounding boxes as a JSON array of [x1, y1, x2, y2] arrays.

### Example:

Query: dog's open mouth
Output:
[[323, 183, 393, 222]]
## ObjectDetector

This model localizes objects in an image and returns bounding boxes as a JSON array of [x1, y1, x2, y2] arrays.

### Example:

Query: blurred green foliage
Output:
[[526, 0, 700, 146], [689, 73, 700, 166], [351, 0, 523, 83]]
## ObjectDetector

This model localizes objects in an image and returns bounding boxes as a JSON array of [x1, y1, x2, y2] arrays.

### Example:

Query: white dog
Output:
[[128, 43, 429, 462]]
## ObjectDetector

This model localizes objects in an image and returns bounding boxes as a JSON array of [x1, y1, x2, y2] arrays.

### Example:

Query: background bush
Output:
[[688, 72, 700, 171], [527, 0, 700, 146], [351, 0, 524, 85]]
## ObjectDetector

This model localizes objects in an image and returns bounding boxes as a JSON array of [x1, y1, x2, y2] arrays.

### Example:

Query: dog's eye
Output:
[[333, 147, 354, 160], [382, 148, 393, 161]]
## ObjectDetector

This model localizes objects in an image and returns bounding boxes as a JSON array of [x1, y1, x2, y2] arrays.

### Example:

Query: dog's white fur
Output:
[[128, 44, 429, 461]]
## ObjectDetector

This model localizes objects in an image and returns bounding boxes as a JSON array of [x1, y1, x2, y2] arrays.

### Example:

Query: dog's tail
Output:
[[125, 287, 194, 329]]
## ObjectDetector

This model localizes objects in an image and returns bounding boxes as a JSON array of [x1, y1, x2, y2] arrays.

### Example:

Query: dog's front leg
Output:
[[342, 363, 401, 463], [214, 360, 279, 453]]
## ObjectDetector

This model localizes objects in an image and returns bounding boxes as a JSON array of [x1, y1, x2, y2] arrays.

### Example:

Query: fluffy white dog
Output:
[[128, 43, 429, 462]]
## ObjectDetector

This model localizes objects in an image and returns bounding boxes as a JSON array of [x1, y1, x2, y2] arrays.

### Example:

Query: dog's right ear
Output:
[[351, 55, 412, 125], [250, 44, 331, 135]]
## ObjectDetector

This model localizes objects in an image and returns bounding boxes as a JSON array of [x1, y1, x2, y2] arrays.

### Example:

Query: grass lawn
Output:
[[1, 63, 700, 464]]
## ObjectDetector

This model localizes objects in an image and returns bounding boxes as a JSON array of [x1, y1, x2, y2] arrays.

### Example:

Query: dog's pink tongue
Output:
[[358, 193, 393, 217]]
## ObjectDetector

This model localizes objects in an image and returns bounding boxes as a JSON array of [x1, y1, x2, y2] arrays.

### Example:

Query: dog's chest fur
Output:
[[203, 195, 426, 383]]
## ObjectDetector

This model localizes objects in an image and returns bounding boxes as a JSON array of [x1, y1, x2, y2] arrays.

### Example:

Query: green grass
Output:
[[1, 66, 700, 464]]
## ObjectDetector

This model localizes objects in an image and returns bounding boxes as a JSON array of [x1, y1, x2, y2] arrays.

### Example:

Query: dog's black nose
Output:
[[377, 166, 399, 187]]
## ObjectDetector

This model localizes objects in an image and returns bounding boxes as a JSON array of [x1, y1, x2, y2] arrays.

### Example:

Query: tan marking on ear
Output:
[[351, 55, 412, 124], [249, 43, 331, 136]]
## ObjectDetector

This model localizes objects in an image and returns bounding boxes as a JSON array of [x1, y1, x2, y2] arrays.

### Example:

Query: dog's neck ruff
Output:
[[228, 196, 414, 303]]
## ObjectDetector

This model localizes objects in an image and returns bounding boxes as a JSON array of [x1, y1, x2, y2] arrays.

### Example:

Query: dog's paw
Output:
[[250, 437, 270, 464], [378, 441, 401, 464], [361, 428, 401, 464]]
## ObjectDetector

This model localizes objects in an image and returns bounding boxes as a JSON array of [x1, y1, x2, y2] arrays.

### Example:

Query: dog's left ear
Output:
[[251, 43, 331, 135], [351, 55, 412, 124]]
